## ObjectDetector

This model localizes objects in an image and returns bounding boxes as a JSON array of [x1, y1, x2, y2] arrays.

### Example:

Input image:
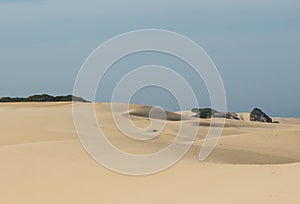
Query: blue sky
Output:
[[0, 0, 299, 116]]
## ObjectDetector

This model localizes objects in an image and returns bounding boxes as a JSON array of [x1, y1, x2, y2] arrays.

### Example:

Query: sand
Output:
[[0, 102, 300, 203]]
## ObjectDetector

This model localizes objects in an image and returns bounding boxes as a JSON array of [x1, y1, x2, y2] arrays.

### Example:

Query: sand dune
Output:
[[128, 105, 186, 121], [0, 102, 300, 203], [238, 112, 251, 121]]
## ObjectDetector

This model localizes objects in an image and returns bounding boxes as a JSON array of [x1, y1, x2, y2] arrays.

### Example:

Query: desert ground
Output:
[[0, 102, 300, 203]]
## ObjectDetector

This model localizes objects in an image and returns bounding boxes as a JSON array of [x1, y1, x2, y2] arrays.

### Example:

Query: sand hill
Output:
[[0, 102, 300, 203]]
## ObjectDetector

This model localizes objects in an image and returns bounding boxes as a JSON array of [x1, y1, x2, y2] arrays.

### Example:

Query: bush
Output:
[[0, 94, 88, 103], [192, 108, 217, 118]]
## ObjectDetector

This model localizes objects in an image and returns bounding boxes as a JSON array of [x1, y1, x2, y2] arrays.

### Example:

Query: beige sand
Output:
[[0, 102, 300, 203]]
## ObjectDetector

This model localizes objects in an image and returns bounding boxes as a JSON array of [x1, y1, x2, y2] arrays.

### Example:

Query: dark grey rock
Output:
[[250, 108, 272, 123]]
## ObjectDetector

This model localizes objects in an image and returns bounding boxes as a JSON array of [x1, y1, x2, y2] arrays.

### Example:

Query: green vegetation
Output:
[[191, 108, 217, 118], [0, 94, 88, 103]]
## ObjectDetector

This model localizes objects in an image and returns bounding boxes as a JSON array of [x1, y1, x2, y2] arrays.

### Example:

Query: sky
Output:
[[0, 0, 299, 117]]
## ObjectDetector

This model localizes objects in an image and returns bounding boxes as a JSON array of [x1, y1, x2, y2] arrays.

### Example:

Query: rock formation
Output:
[[250, 108, 272, 123]]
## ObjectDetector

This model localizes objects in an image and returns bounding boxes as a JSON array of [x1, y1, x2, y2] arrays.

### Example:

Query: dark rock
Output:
[[250, 108, 272, 123]]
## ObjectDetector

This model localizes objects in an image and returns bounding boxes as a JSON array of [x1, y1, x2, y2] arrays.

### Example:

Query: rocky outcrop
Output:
[[250, 108, 272, 123], [224, 112, 241, 120], [192, 108, 240, 120]]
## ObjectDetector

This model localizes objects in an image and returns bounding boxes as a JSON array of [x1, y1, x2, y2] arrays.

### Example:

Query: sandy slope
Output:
[[0, 102, 299, 203]]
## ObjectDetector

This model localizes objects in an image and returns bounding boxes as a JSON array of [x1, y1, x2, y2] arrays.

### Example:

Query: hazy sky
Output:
[[0, 0, 299, 117]]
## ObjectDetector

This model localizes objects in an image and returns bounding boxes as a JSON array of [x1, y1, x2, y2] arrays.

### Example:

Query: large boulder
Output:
[[250, 108, 272, 123]]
